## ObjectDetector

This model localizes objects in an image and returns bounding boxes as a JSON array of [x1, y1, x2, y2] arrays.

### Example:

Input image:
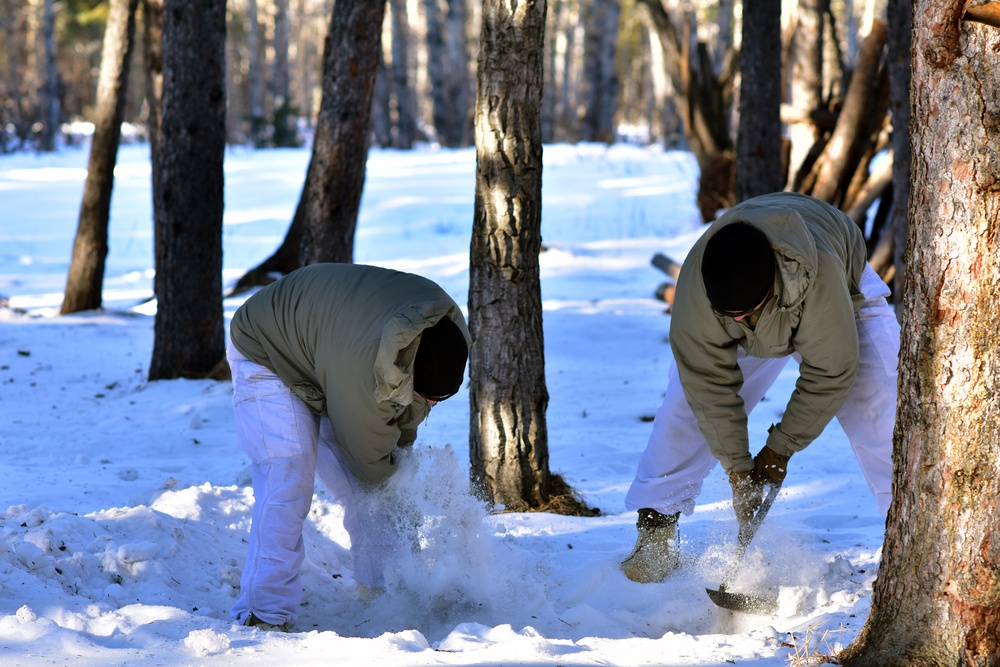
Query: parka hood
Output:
[[714, 200, 819, 311]]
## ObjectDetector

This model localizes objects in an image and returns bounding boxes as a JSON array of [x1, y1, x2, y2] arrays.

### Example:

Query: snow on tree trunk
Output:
[[841, 3, 1000, 664]]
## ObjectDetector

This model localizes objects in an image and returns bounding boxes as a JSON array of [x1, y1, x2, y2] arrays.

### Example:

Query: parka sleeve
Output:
[[670, 278, 754, 473], [767, 253, 859, 456]]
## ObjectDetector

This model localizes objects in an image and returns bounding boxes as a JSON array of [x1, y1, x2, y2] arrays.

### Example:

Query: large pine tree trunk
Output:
[[841, 3, 1000, 663], [149, 0, 226, 381], [468, 0, 551, 511], [299, 0, 385, 265], [61, 0, 139, 314]]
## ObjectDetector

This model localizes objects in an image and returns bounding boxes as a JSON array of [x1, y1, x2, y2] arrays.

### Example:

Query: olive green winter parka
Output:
[[670, 192, 868, 473], [230, 263, 470, 485]]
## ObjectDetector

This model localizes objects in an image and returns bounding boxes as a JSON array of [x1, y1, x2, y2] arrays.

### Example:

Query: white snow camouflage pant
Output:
[[227, 341, 398, 628], [626, 264, 899, 518]]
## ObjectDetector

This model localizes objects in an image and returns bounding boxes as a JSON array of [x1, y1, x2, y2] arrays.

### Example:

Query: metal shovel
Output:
[[705, 482, 781, 614]]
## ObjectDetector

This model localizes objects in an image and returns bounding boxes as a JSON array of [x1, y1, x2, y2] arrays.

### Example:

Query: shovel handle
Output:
[[736, 482, 781, 554]]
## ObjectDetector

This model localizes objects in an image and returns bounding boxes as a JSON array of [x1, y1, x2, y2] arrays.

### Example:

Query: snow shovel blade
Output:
[[705, 584, 778, 614]]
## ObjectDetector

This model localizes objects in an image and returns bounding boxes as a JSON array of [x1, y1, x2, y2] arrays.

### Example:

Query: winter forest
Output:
[[2, 0, 1000, 664]]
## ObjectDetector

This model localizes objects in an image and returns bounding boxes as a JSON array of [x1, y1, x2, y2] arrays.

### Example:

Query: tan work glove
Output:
[[728, 470, 763, 527], [752, 446, 791, 486]]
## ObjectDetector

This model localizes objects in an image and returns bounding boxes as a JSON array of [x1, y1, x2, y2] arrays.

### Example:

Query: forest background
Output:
[[4, 0, 1000, 663]]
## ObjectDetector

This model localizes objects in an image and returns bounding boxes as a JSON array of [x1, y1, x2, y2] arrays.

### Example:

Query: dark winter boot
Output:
[[620, 508, 681, 583]]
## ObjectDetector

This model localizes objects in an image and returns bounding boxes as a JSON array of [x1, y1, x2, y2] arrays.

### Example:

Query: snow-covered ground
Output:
[[0, 142, 883, 665]]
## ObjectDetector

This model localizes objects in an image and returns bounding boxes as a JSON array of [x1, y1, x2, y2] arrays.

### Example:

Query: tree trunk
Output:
[[61, 0, 139, 314], [372, 44, 393, 147], [886, 0, 910, 306], [299, 0, 385, 265], [272, 0, 291, 106], [149, 0, 226, 381], [638, 0, 736, 221], [40, 0, 59, 152], [581, 0, 621, 144], [3, 1, 24, 149], [444, 0, 472, 146], [245, 0, 265, 146], [388, 0, 415, 148], [734, 0, 782, 202], [469, 0, 553, 511], [143, 0, 164, 308], [785, 0, 825, 190], [425, 0, 472, 147], [806, 19, 887, 205], [840, 3, 1000, 664]]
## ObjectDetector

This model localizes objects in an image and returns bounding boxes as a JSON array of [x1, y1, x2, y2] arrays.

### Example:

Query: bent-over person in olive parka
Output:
[[621, 192, 900, 584], [227, 263, 470, 631]]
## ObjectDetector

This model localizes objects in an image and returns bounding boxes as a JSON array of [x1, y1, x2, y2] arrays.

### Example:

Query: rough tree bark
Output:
[[469, 0, 558, 512], [840, 3, 1000, 664], [734, 0, 782, 202], [148, 0, 226, 381], [61, 0, 139, 314], [886, 0, 911, 305]]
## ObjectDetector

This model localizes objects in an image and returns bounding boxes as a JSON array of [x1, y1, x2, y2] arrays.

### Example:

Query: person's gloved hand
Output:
[[729, 470, 762, 526], [752, 446, 791, 486]]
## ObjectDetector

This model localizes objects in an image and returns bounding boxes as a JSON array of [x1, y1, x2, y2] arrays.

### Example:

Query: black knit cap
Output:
[[413, 316, 468, 400], [701, 223, 775, 314]]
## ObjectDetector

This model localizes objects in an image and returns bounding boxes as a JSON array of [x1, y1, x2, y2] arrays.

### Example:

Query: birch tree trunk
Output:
[[841, 3, 1000, 663]]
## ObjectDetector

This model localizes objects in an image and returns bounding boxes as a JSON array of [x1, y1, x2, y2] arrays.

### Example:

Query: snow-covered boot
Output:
[[245, 613, 290, 633], [620, 508, 680, 583]]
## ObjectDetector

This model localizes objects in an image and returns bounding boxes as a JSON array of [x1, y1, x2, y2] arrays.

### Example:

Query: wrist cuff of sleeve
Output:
[[765, 423, 798, 457], [725, 457, 754, 474]]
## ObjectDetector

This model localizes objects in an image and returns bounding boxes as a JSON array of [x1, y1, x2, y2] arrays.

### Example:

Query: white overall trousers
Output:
[[625, 265, 899, 518], [227, 341, 397, 628]]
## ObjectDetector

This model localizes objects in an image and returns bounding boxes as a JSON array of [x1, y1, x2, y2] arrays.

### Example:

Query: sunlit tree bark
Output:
[[841, 3, 1000, 663]]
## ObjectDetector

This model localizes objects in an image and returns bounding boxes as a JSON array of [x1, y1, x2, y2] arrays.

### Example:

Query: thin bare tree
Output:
[[61, 0, 139, 314]]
